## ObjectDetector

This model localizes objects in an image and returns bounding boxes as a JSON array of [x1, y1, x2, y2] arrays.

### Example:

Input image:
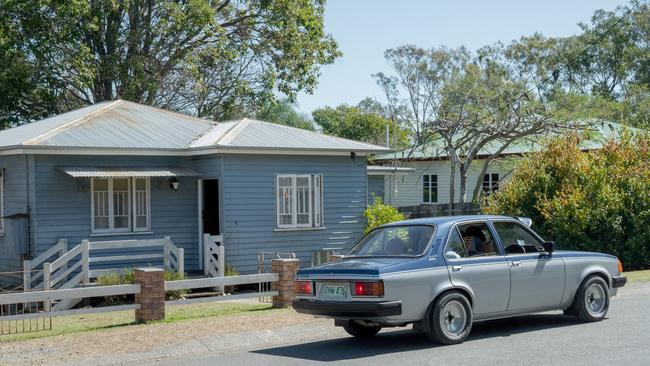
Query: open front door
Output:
[[202, 179, 220, 236]]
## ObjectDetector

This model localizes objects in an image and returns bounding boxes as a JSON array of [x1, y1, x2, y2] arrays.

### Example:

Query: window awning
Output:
[[57, 166, 202, 178]]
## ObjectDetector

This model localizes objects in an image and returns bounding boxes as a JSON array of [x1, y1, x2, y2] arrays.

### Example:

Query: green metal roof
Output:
[[374, 121, 642, 161]]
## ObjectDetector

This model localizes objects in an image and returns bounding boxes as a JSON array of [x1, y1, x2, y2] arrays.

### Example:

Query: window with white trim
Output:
[[0, 169, 4, 233], [423, 174, 438, 203], [276, 174, 323, 229], [92, 177, 150, 233], [482, 173, 500, 195]]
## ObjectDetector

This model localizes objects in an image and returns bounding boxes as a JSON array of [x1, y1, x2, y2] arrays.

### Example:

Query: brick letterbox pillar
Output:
[[271, 258, 300, 308], [134, 268, 165, 322]]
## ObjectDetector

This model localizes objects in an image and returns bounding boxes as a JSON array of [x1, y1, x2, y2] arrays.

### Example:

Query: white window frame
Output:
[[91, 177, 150, 234], [0, 169, 4, 234], [422, 174, 438, 203], [132, 178, 151, 232], [275, 174, 324, 229], [482, 173, 500, 194]]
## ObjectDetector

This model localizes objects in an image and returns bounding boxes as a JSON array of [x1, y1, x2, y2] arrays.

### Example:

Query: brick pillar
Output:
[[134, 268, 165, 322], [271, 258, 300, 308]]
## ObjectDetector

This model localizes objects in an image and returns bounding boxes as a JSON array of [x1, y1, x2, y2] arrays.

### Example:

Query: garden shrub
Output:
[[363, 196, 405, 234], [96, 269, 189, 303], [483, 133, 650, 270]]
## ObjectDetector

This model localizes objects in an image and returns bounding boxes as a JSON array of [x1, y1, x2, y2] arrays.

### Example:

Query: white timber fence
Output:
[[203, 234, 225, 291], [0, 269, 284, 332]]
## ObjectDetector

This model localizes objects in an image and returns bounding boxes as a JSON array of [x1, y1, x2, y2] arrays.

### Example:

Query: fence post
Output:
[[163, 237, 171, 271], [23, 260, 31, 291], [177, 248, 184, 276], [58, 239, 68, 283], [271, 258, 300, 308], [217, 246, 225, 278], [81, 240, 90, 285], [203, 234, 210, 276], [43, 262, 51, 311], [134, 267, 165, 323]]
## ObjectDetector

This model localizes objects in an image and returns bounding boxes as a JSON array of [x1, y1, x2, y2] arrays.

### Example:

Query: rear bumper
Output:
[[612, 275, 627, 288], [292, 299, 402, 317]]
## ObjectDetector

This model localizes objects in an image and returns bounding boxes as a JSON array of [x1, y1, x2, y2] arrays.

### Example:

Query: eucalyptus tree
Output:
[[374, 45, 580, 213]]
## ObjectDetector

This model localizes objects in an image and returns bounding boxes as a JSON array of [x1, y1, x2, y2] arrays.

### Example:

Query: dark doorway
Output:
[[202, 179, 220, 235]]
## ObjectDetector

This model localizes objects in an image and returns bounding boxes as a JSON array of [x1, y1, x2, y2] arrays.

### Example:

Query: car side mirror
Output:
[[543, 241, 555, 254]]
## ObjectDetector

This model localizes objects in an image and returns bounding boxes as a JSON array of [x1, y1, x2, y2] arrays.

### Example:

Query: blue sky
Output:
[[296, 0, 626, 114]]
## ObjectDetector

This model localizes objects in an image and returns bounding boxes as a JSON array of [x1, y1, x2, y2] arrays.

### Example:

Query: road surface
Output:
[[136, 283, 649, 366]]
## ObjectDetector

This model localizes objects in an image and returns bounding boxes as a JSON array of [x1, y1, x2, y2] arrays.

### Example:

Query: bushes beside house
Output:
[[96, 270, 188, 305], [364, 196, 405, 234], [483, 133, 650, 270]]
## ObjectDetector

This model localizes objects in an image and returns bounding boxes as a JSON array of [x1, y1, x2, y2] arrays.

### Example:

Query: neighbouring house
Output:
[[369, 122, 638, 218], [0, 100, 390, 277]]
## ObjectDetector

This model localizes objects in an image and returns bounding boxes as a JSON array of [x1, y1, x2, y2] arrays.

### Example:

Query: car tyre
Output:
[[575, 275, 610, 322], [342, 320, 381, 338], [427, 292, 473, 345]]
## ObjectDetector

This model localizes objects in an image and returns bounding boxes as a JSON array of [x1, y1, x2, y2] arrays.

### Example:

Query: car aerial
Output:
[[292, 215, 627, 345]]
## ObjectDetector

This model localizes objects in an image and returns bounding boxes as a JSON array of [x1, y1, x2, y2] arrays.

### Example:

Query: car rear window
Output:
[[347, 225, 435, 257]]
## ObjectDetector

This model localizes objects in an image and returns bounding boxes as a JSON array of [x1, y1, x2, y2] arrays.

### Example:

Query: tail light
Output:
[[618, 259, 623, 274], [294, 280, 314, 296], [353, 281, 384, 297]]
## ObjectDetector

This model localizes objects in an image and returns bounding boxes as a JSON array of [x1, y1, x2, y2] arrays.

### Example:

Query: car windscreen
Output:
[[346, 225, 435, 257]]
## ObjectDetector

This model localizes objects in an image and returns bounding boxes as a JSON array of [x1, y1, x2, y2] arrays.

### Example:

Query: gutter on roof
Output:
[[0, 144, 393, 157]]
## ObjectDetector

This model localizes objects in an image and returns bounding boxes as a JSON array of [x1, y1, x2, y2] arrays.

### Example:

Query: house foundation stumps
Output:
[[271, 258, 300, 308], [134, 267, 165, 322]]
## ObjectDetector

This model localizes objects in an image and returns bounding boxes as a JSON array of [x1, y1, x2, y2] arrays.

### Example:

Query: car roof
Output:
[[380, 215, 519, 229]]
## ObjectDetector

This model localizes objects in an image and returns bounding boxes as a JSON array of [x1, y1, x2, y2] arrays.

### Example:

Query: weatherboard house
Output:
[[0, 100, 390, 278]]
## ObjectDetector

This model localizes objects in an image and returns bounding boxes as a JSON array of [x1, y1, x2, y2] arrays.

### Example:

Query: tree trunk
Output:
[[472, 158, 494, 204], [458, 163, 468, 214], [448, 155, 457, 215]]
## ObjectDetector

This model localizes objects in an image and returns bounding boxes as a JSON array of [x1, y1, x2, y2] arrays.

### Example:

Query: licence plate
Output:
[[321, 284, 348, 298]]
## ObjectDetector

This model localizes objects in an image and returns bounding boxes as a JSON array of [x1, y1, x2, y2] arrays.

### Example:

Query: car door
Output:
[[443, 222, 510, 315], [491, 220, 565, 311]]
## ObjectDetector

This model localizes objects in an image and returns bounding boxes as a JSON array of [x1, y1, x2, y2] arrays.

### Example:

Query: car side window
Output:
[[444, 228, 467, 259], [457, 223, 499, 257], [493, 221, 544, 254]]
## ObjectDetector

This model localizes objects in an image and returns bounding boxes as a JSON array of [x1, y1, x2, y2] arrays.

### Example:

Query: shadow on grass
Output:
[[252, 314, 587, 362]]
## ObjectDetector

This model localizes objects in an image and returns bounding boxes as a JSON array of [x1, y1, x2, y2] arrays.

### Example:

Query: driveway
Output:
[[141, 283, 650, 366]]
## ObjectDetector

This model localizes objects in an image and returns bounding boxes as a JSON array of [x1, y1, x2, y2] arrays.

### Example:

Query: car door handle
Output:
[[452, 265, 462, 272], [511, 261, 521, 267]]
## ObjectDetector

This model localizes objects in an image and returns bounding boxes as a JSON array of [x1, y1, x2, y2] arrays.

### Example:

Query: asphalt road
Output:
[[143, 283, 649, 366]]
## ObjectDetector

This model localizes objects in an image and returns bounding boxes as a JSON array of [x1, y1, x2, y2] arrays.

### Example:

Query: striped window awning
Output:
[[57, 166, 202, 178]]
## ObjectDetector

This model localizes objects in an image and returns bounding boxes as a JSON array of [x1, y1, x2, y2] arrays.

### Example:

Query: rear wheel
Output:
[[575, 275, 610, 322], [427, 292, 473, 345], [342, 320, 381, 338]]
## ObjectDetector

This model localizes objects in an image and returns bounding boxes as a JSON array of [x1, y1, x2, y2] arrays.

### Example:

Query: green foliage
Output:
[[0, 0, 340, 126], [255, 99, 315, 130], [312, 103, 410, 147], [96, 269, 188, 303], [224, 264, 239, 277], [363, 197, 405, 235], [483, 133, 650, 270]]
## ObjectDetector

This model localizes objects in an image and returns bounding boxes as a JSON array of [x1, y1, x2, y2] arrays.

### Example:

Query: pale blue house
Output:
[[0, 100, 390, 276]]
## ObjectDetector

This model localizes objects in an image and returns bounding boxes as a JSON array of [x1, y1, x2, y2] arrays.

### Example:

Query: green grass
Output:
[[0, 302, 272, 343], [625, 269, 650, 283]]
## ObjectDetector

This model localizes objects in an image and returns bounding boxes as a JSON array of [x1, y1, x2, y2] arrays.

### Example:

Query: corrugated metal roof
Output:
[[0, 100, 392, 154], [58, 166, 202, 178], [217, 119, 389, 152], [374, 121, 641, 161]]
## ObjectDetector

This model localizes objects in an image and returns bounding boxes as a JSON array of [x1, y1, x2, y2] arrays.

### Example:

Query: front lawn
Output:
[[625, 269, 650, 283], [0, 301, 272, 343]]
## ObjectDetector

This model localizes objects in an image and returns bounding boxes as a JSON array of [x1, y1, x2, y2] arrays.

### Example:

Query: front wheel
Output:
[[342, 320, 381, 338], [575, 275, 610, 322], [427, 292, 473, 345]]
